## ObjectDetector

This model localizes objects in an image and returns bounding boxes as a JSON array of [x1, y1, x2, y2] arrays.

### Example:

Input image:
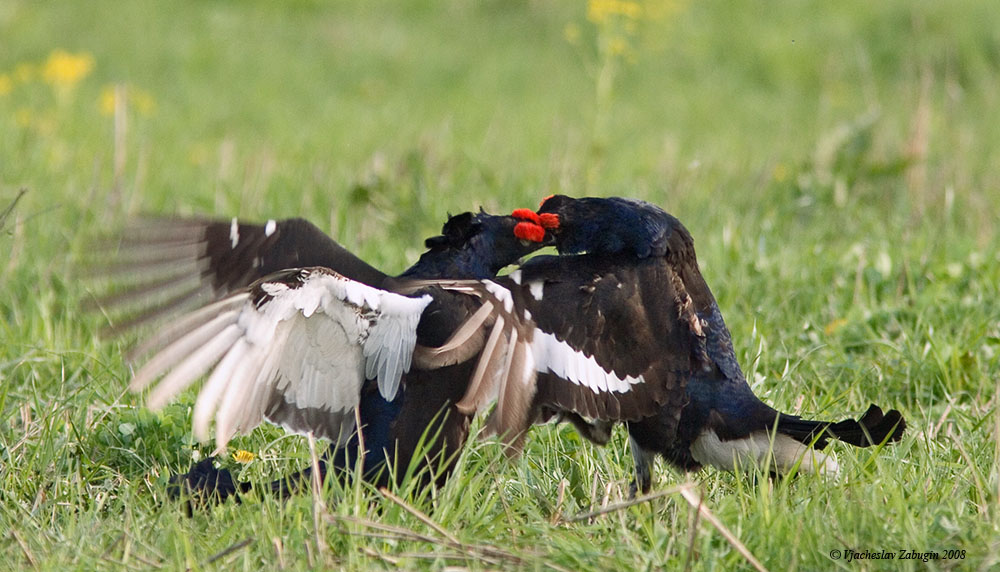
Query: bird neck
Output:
[[401, 240, 513, 279]]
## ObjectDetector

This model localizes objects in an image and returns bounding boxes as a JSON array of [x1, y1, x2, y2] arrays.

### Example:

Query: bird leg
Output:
[[628, 436, 656, 498]]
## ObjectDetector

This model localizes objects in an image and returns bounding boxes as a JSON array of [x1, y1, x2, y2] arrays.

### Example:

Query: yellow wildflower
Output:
[[232, 449, 256, 464], [620, 1, 642, 19], [823, 318, 848, 336], [0, 74, 11, 96], [99, 85, 117, 116], [42, 50, 95, 89], [773, 163, 788, 183], [588, 0, 643, 24], [608, 37, 629, 56]]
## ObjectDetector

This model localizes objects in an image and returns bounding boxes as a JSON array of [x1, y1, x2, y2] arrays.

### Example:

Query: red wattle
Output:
[[514, 222, 546, 243]]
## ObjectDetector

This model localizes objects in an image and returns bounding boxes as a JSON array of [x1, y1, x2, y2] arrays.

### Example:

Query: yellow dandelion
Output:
[[773, 163, 788, 183], [0, 74, 11, 96], [99, 85, 117, 116], [588, 0, 643, 24], [608, 37, 630, 56], [232, 449, 256, 464], [42, 50, 95, 89], [823, 318, 848, 336], [620, 1, 642, 20], [587, 0, 613, 24]]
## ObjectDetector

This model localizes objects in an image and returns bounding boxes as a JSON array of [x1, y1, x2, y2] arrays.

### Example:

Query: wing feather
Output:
[[130, 267, 431, 451], [411, 299, 493, 369], [455, 314, 507, 415], [90, 217, 388, 337], [129, 295, 249, 360], [427, 253, 699, 441], [212, 345, 266, 450], [146, 323, 242, 410], [361, 290, 432, 400], [193, 338, 248, 441], [129, 303, 247, 391]]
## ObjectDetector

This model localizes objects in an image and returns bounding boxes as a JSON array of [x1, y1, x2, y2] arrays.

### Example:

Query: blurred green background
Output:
[[2, 0, 999, 569], [5, 0, 998, 265]]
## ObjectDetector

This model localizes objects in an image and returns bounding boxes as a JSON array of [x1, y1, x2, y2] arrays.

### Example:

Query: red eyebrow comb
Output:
[[512, 206, 558, 232], [511, 208, 540, 224]]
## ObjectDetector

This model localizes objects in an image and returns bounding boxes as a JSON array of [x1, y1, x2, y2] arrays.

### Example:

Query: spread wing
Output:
[[91, 217, 387, 334], [128, 267, 431, 452], [423, 252, 711, 449]]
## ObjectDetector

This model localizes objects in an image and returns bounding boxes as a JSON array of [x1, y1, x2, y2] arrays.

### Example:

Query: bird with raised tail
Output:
[[439, 195, 905, 495]]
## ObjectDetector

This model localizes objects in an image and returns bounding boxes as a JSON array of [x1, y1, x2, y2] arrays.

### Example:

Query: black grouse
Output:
[[97, 211, 543, 499], [428, 196, 906, 495]]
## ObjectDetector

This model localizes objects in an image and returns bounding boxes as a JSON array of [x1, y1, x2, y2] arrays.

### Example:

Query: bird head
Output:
[[511, 197, 562, 246], [407, 210, 545, 279]]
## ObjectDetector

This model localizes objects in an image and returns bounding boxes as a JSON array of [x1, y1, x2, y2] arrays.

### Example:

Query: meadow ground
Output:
[[2, 0, 999, 569]]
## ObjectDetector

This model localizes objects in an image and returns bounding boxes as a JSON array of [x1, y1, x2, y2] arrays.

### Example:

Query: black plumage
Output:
[[537, 196, 905, 492], [449, 195, 905, 494], [96, 210, 542, 500]]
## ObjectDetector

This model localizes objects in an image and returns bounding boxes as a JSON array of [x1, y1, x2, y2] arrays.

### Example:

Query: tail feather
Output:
[[776, 404, 906, 449]]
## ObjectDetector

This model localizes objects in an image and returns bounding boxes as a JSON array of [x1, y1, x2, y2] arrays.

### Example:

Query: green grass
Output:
[[3, 0, 999, 569]]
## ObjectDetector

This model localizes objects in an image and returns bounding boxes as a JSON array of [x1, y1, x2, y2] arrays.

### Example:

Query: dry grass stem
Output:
[[565, 482, 695, 523], [679, 486, 770, 572]]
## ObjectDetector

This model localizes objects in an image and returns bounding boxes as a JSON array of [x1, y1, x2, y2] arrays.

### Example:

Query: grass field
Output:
[[2, 0, 999, 569]]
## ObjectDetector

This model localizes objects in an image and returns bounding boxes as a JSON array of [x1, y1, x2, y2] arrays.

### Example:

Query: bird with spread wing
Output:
[[94, 211, 544, 500]]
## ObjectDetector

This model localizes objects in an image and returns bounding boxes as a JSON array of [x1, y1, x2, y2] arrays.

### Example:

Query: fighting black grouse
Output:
[[426, 195, 906, 494], [98, 211, 543, 499]]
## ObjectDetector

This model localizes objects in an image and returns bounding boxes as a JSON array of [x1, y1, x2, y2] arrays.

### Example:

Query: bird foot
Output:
[[167, 457, 249, 511]]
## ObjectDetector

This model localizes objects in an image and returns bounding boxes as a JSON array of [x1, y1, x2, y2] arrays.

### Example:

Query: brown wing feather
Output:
[[506, 255, 701, 423], [90, 217, 387, 336]]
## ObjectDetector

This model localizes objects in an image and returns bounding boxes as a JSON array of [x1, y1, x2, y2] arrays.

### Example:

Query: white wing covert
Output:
[[128, 267, 432, 452], [425, 274, 664, 451], [409, 279, 538, 449]]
